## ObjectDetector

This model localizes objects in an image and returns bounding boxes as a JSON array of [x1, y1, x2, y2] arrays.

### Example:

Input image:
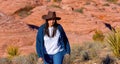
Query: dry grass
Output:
[[1, 41, 120, 64]]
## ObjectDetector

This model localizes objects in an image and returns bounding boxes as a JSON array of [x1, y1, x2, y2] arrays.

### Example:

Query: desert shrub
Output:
[[53, 0, 62, 2], [103, 3, 110, 6], [80, 51, 90, 61], [68, 43, 100, 64], [85, 1, 91, 5], [6, 45, 20, 59], [67, 45, 82, 64], [50, 4, 61, 8], [74, 7, 84, 14], [12, 56, 27, 64], [47, 0, 62, 2], [101, 55, 115, 64], [12, 53, 39, 64], [0, 58, 11, 64], [107, 0, 118, 3], [26, 53, 38, 64], [106, 28, 120, 58], [93, 30, 105, 42], [15, 6, 33, 18]]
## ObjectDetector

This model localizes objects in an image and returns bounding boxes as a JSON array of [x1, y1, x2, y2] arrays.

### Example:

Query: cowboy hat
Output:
[[42, 11, 61, 20]]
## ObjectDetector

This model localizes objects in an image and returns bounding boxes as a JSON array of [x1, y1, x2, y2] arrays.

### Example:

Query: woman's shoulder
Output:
[[57, 23, 62, 28], [57, 23, 64, 31], [38, 23, 45, 31]]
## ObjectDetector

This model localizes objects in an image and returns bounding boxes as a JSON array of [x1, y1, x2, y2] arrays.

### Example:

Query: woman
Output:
[[36, 11, 71, 64]]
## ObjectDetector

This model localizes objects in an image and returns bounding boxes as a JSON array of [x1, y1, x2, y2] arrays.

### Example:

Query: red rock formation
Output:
[[0, 0, 120, 58]]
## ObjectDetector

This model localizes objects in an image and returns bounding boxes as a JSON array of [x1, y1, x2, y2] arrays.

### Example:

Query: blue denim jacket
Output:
[[36, 23, 71, 58]]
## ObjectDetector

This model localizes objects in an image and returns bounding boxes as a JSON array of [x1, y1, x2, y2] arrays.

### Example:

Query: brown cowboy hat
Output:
[[42, 11, 61, 20]]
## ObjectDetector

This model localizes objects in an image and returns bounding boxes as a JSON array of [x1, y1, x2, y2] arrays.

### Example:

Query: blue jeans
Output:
[[43, 51, 64, 64]]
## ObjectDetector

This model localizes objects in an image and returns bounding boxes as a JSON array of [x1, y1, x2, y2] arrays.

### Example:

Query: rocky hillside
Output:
[[0, 0, 120, 58]]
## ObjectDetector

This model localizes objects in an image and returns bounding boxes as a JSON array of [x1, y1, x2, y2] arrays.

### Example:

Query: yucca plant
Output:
[[106, 28, 120, 58], [6, 45, 20, 59]]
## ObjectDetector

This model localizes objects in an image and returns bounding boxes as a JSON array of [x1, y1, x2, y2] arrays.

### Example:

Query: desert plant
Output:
[[51, 0, 62, 2], [11, 53, 41, 64], [68, 45, 82, 64], [15, 6, 33, 18], [85, 2, 91, 5], [50, 4, 61, 8], [103, 3, 110, 6], [0, 58, 11, 64], [80, 51, 90, 61], [74, 7, 84, 14], [53, 0, 57, 2], [26, 53, 38, 64], [106, 28, 120, 58], [93, 30, 105, 42], [101, 55, 115, 64], [12, 56, 28, 64], [107, 0, 118, 3], [6, 45, 20, 59]]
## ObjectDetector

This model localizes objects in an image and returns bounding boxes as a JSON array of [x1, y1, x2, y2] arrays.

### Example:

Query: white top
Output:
[[44, 27, 63, 55]]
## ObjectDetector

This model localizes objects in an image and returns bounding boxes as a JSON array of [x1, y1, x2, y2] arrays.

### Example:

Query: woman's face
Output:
[[48, 19, 55, 27]]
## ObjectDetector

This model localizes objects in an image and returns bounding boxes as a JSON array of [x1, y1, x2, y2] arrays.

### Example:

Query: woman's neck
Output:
[[49, 25, 53, 27]]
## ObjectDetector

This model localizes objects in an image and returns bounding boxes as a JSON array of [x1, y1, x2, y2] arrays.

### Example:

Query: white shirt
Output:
[[44, 27, 63, 55]]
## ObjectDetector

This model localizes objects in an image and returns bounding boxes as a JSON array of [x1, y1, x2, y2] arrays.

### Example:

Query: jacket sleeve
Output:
[[59, 24, 71, 55], [36, 28, 43, 58]]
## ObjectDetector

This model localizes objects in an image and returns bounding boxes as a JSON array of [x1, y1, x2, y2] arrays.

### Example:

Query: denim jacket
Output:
[[36, 23, 71, 58]]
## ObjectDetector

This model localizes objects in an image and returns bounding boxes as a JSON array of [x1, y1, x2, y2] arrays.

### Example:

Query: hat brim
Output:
[[42, 15, 61, 20]]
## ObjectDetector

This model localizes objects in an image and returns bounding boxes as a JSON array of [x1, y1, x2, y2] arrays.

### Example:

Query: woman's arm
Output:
[[36, 24, 45, 58], [36, 29, 43, 58], [59, 24, 71, 55]]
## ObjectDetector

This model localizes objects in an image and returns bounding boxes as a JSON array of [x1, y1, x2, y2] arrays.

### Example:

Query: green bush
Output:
[[106, 28, 120, 58], [7, 45, 20, 59], [93, 30, 105, 42]]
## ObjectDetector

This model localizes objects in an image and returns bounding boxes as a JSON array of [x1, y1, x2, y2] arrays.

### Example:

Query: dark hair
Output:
[[44, 19, 58, 37]]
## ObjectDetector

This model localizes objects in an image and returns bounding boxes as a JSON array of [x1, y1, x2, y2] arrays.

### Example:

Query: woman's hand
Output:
[[65, 54, 70, 57], [38, 58, 43, 61], [64, 54, 70, 64], [37, 58, 43, 64]]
